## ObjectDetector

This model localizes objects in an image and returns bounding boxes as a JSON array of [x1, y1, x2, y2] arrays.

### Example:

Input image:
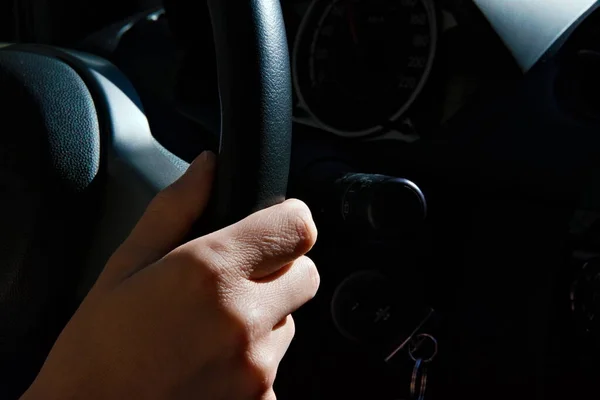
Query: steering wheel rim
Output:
[[208, 0, 293, 228]]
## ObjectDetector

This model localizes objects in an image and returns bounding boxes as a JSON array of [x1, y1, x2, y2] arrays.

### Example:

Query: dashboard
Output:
[[109, 0, 521, 162], [281, 0, 521, 141]]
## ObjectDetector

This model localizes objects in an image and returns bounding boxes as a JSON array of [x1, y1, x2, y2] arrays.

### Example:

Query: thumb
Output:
[[97, 151, 216, 290]]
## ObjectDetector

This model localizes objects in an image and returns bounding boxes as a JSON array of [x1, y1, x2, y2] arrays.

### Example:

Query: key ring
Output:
[[408, 333, 438, 364]]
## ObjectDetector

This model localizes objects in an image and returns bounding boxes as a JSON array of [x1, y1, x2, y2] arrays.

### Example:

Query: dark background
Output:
[[0, 0, 160, 45]]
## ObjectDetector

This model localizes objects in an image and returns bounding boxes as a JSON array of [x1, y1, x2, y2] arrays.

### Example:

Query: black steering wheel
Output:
[[0, 0, 290, 397]]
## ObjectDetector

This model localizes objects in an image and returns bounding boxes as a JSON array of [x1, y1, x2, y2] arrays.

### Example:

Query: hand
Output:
[[21, 151, 319, 400]]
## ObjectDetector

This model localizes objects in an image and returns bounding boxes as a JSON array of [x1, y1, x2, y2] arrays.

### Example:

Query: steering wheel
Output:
[[0, 0, 290, 397]]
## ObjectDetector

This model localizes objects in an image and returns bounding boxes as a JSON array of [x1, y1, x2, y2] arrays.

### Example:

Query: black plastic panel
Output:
[[65, 50, 191, 293], [5, 45, 192, 294]]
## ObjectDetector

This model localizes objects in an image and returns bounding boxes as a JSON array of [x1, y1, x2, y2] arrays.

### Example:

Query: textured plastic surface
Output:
[[474, 0, 598, 71], [59, 49, 191, 292], [0, 50, 103, 398], [0, 51, 100, 191], [1, 45, 191, 292], [208, 0, 292, 227]]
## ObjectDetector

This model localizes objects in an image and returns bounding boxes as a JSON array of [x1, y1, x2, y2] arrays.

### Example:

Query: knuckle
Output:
[[253, 232, 287, 261], [201, 237, 257, 284], [281, 199, 317, 254], [223, 302, 269, 348], [168, 245, 245, 309], [171, 250, 219, 296], [224, 309, 253, 350], [286, 315, 296, 338], [303, 258, 321, 297], [262, 390, 278, 400], [201, 237, 234, 273], [244, 356, 276, 396], [244, 307, 271, 339]]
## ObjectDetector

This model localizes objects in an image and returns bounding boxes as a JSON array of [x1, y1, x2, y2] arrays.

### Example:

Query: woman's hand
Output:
[[22, 151, 319, 400]]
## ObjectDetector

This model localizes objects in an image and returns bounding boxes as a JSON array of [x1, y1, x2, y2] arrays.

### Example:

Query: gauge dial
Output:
[[293, 0, 437, 137]]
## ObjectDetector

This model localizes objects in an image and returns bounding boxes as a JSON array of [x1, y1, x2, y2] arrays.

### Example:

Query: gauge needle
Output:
[[346, 5, 359, 45]]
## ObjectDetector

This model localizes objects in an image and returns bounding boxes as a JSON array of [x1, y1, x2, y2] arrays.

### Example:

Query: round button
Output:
[[331, 271, 427, 346]]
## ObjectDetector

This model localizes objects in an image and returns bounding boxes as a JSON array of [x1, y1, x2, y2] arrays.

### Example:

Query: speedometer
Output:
[[293, 0, 437, 137]]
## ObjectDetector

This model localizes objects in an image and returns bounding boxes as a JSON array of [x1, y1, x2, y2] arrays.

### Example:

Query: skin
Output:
[[21, 151, 320, 400]]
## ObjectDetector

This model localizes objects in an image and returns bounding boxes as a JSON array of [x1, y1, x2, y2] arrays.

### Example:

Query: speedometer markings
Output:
[[293, 0, 437, 137]]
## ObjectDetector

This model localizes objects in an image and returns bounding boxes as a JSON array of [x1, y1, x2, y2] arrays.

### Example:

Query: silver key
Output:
[[408, 334, 438, 400], [410, 358, 427, 400]]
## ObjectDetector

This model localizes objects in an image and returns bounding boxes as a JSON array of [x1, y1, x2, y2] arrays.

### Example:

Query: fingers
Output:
[[252, 257, 320, 328], [100, 151, 216, 287], [187, 199, 318, 281], [261, 389, 278, 400], [265, 315, 296, 368], [247, 315, 295, 399], [168, 199, 319, 333]]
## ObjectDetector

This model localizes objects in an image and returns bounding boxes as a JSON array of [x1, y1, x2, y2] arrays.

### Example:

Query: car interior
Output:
[[2, 0, 600, 399]]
